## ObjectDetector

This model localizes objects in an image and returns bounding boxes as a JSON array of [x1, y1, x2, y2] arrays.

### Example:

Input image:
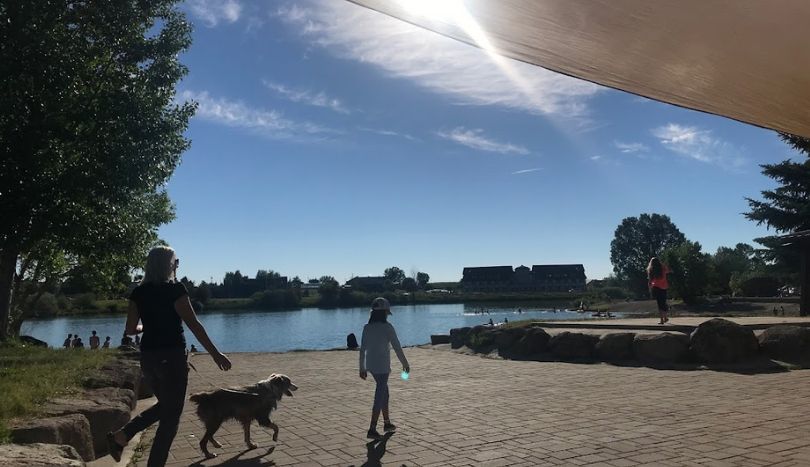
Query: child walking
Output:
[[359, 297, 410, 439]]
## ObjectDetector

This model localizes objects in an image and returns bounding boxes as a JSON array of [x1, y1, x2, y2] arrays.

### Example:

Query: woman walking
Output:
[[107, 246, 231, 466], [647, 257, 671, 324], [359, 297, 410, 439]]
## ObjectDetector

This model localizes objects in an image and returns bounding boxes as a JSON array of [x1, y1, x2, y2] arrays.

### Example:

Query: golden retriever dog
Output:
[[189, 373, 298, 459]]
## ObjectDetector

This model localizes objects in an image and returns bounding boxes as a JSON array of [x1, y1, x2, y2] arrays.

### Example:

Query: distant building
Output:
[[461, 264, 586, 292], [345, 276, 386, 292]]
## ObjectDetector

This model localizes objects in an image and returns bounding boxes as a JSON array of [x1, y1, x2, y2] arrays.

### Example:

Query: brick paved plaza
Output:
[[134, 347, 810, 466]]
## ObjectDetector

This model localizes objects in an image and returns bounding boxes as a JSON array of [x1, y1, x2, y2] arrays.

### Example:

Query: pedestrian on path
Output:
[[89, 330, 100, 350], [359, 297, 410, 439], [106, 246, 231, 467], [647, 257, 671, 325]]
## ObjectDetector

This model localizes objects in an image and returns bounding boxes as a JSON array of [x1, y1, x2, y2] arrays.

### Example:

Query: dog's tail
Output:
[[189, 392, 206, 404]]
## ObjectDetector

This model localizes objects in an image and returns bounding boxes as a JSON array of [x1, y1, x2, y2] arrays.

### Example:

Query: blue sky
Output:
[[161, 0, 797, 284]]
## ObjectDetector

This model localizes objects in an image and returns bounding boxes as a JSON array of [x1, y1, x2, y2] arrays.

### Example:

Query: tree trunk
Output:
[[0, 248, 19, 341], [801, 241, 809, 317]]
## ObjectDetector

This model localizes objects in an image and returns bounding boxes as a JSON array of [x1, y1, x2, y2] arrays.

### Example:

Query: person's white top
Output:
[[359, 322, 409, 374]]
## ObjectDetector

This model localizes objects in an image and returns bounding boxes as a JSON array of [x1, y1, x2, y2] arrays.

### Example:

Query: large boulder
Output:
[[494, 327, 526, 352], [509, 327, 551, 357], [430, 334, 450, 345], [0, 443, 84, 467], [465, 326, 497, 351], [43, 388, 134, 457], [689, 318, 759, 363], [11, 414, 94, 461], [549, 332, 598, 360], [83, 358, 141, 396], [449, 327, 472, 349], [595, 333, 636, 362], [633, 332, 689, 364], [758, 325, 810, 362], [19, 335, 48, 347]]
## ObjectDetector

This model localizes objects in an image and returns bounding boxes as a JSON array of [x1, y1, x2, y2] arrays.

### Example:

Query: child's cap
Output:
[[371, 297, 391, 314]]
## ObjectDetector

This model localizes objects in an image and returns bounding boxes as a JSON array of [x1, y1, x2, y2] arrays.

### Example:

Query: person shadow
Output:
[[189, 446, 276, 467], [361, 432, 394, 467]]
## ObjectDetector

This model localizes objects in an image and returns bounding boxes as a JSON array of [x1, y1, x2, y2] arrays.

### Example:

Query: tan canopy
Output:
[[348, 0, 810, 138]]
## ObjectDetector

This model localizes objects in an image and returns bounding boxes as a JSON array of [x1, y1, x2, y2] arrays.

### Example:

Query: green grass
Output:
[[0, 341, 116, 443]]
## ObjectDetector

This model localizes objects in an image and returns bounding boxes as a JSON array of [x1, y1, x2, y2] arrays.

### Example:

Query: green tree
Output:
[[416, 272, 430, 289], [401, 277, 418, 292], [662, 240, 711, 305], [746, 134, 810, 234], [318, 276, 340, 307], [384, 267, 405, 286], [609, 214, 686, 297], [0, 1, 194, 339], [710, 243, 760, 294], [745, 134, 810, 293]]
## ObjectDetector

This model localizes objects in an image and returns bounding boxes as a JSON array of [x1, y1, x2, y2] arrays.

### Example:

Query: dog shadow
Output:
[[189, 446, 276, 467], [360, 432, 394, 467]]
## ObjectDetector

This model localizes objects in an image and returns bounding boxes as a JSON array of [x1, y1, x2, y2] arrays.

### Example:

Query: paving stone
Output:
[[130, 347, 810, 466]]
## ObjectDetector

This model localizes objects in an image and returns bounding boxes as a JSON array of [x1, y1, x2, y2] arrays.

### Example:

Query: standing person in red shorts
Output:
[[647, 257, 670, 324]]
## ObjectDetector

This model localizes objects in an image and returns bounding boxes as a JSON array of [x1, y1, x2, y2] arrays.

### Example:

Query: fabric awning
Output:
[[347, 0, 810, 138]]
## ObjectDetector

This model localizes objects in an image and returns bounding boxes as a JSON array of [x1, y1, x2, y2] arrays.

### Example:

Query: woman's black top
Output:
[[129, 282, 188, 351]]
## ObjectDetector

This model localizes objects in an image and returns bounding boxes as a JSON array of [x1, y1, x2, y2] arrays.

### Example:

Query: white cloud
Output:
[[185, 0, 241, 27], [181, 90, 335, 139], [590, 155, 603, 161], [358, 127, 417, 141], [436, 127, 529, 155], [614, 141, 649, 154], [263, 80, 350, 114], [274, 1, 600, 118], [651, 123, 746, 169], [512, 168, 542, 175]]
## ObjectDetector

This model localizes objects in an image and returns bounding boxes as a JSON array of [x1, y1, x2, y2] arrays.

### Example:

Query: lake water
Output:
[[21, 303, 591, 352]]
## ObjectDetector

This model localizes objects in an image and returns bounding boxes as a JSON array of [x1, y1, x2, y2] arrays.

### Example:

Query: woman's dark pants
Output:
[[121, 349, 188, 467], [652, 286, 668, 311], [371, 372, 390, 411]]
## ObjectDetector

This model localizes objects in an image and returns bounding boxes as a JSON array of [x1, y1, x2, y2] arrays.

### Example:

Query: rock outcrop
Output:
[[595, 332, 635, 361], [508, 327, 550, 357], [43, 388, 134, 457], [0, 443, 84, 467], [633, 332, 689, 364], [758, 325, 810, 362], [549, 332, 598, 360], [10, 414, 94, 462], [689, 318, 759, 363]]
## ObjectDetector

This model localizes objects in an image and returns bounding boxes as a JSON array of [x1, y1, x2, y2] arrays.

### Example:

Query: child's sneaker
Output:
[[367, 428, 382, 439], [383, 423, 397, 432]]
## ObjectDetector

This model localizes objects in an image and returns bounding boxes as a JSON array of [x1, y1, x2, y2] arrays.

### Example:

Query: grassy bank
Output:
[[0, 341, 116, 443]]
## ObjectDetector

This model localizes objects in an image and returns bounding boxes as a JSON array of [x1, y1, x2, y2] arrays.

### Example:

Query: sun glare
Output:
[[400, 0, 468, 23]]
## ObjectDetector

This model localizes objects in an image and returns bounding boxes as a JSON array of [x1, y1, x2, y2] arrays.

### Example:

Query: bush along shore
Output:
[[443, 318, 810, 370], [25, 290, 585, 317]]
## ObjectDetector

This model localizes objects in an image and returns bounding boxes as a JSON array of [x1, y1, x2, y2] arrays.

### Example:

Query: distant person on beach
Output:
[[647, 257, 670, 325], [488, 318, 494, 326], [121, 332, 133, 347], [504, 317, 509, 324], [63, 334, 73, 349], [74, 338, 84, 349], [71, 334, 80, 348], [102, 336, 111, 349], [107, 246, 231, 467], [90, 330, 100, 350], [189, 344, 198, 353], [359, 297, 409, 440]]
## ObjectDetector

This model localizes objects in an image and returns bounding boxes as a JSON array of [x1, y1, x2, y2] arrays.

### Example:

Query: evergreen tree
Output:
[[745, 134, 810, 286]]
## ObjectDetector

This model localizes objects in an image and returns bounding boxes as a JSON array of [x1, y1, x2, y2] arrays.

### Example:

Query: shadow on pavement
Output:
[[189, 446, 276, 467], [360, 431, 394, 467]]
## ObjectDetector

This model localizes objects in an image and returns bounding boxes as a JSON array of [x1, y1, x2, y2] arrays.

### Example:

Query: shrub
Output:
[[73, 293, 97, 310]]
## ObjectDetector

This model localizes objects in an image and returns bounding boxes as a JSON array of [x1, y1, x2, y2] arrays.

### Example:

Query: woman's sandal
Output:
[[106, 432, 124, 462]]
